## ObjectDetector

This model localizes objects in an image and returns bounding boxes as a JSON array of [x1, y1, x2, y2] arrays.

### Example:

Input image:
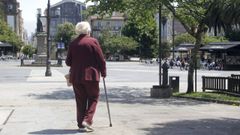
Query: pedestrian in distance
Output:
[[180, 59, 185, 70], [169, 59, 174, 69], [65, 21, 106, 132]]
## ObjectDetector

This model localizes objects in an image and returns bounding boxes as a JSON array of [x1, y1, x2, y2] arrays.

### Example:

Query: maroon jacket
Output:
[[65, 34, 106, 83]]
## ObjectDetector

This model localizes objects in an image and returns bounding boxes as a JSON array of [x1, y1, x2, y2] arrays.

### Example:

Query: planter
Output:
[[150, 85, 172, 98]]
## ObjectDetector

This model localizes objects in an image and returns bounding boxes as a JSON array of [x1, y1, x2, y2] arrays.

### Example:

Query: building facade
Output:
[[49, 0, 86, 36], [88, 12, 125, 39], [1, 0, 23, 38], [155, 13, 186, 44]]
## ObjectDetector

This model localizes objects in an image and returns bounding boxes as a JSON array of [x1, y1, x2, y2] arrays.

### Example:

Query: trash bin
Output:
[[169, 76, 179, 92]]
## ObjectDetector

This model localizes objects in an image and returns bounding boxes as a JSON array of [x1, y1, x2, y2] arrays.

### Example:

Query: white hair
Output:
[[75, 21, 91, 35]]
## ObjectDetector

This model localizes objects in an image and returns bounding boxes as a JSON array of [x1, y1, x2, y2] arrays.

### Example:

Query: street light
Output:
[[150, 3, 171, 98], [162, 16, 167, 42], [45, 0, 52, 76], [158, 3, 162, 86], [158, 4, 167, 86], [172, 13, 175, 60]]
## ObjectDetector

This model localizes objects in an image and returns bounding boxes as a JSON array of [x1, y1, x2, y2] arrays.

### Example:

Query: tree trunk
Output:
[[186, 32, 203, 93], [187, 59, 194, 93]]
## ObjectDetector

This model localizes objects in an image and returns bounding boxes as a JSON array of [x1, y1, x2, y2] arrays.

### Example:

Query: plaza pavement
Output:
[[0, 61, 239, 135]]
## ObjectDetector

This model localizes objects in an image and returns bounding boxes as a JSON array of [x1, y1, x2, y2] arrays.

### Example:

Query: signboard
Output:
[[57, 42, 65, 49]]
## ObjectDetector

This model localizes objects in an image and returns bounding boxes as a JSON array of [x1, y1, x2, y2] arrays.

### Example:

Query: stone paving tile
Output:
[[0, 61, 239, 135]]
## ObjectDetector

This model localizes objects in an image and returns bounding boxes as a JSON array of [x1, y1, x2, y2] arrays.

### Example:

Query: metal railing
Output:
[[231, 74, 240, 79], [202, 75, 240, 95]]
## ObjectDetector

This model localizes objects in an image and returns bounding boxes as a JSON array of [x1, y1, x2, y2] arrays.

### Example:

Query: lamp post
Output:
[[158, 3, 162, 86], [150, 3, 172, 98], [158, 4, 168, 86], [162, 16, 167, 43], [45, 0, 52, 76], [172, 14, 175, 60]]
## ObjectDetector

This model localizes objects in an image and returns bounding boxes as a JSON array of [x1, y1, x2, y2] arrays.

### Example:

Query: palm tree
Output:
[[205, 0, 240, 35]]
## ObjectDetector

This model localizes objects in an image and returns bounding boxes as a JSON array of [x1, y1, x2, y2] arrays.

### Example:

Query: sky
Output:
[[18, 0, 93, 36]]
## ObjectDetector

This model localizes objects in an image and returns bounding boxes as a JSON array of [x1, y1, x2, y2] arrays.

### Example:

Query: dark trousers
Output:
[[73, 81, 99, 128]]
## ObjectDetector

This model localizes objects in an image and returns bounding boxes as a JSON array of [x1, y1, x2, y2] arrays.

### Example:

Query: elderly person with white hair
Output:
[[66, 21, 106, 132]]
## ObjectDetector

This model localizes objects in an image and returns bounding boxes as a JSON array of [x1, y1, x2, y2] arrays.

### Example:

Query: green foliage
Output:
[[205, 0, 240, 33], [0, 19, 23, 51], [174, 92, 240, 104], [83, 5, 99, 18], [122, 17, 158, 58], [87, 0, 239, 40], [55, 22, 75, 50], [174, 33, 195, 46], [99, 30, 138, 56], [21, 45, 36, 57], [87, 0, 159, 58], [86, 0, 240, 93], [0, 2, 4, 20], [175, 33, 227, 46], [203, 35, 227, 44], [153, 42, 171, 59]]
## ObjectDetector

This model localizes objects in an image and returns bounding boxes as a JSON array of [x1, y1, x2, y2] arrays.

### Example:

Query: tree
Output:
[[87, 0, 159, 59], [87, 0, 239, 93], [174, 33, 195, 46], [225, 29, 240, 41], [0, 2, 4, 20], [0, 19, 23, 52], [164, 0, 239, 93], [21, 45, 36, 57], [205, 0, 240, 36], [205, 0, 240, 41], [159, 42, 171, 59], [203, 35, 227, 45], [122, 20, 158, 58], [99, 30, 138, 58], [175, 33, 226, 46], [55, 22, 75, 50]]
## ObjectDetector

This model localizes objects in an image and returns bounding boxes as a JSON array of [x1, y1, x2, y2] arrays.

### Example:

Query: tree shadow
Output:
[[29, 129, 79, 134], [100, 86, 208, 106], [140, 118, 240, 135], [27, 88, 75, 100], [27, 86, 208, 106]]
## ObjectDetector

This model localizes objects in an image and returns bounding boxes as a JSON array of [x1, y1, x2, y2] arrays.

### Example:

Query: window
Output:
[[55, 7, 61, 16], [8, 4, 13, 12], [97, 21, 102, 29]]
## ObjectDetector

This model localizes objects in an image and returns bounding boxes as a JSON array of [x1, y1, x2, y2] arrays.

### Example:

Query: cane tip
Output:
[[110, 124, 112, 127]]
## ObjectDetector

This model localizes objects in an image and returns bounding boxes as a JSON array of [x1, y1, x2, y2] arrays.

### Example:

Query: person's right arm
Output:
[[93, 39, 106, 78], [65, 44, 72, 66]]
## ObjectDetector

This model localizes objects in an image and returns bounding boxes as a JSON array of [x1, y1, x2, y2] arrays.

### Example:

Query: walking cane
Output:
[[103, 78, 112, 127]]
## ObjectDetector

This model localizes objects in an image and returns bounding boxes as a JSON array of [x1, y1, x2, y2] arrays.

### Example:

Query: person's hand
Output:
[[101, 73, 106, 78]]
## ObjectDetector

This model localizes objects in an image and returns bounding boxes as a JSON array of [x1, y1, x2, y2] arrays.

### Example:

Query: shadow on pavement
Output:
[[29, 129, 78, 134], [28, 86, 208, 106], [100, 86, 208, 106], [27, 89, 75, 100], [140, 118, 240, 135]]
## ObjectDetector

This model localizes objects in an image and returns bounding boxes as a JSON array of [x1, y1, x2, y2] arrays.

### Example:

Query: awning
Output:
[[173, 43, 195, 52], [0, 41, 12, 47], [200, 42, 240, 51]]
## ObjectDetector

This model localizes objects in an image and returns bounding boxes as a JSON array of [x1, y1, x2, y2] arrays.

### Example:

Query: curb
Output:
[[173, 95, 240, 106]]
